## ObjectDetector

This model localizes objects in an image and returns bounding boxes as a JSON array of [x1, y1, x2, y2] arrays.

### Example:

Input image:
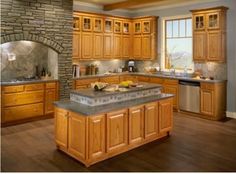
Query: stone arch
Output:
[[1, 32, 64, 54]]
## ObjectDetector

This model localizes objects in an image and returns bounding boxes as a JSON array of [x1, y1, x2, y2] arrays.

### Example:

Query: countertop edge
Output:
[[0, 79, 59, 86]]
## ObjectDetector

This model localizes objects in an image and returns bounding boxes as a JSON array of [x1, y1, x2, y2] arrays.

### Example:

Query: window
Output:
[[164, 17, 193, 71]]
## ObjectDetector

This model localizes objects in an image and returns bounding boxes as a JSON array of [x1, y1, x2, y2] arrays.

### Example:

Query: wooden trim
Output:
[[190, 6, 228, 13]]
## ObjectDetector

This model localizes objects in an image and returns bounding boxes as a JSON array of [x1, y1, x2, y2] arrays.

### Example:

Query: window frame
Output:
[[161, 15, 193, 73]]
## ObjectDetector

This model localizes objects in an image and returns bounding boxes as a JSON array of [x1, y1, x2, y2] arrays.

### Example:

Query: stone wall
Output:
[[0, 0, 73, 99]]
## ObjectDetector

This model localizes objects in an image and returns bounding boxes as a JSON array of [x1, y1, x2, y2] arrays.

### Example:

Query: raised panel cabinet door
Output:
[[122, 35, 131, 58], [106, 109, 128, 154], [55, 108, 69, 149], [81, 32, 93, 59], [133, 35, 142, 59], [72, 32, 81, 58], [103, 34, 113, 58], [113, 34, 122, 58], [200, 89, 214, 116], [159, 98, 173, 134], [144, 102, 158, 140], [142, 35, 151, 59], [193, 32, 206, 61], [163, 85, 179, 109], [88, 115, 105, 161], [207, 31, 222, 61], [45, 89, 56, 114], [93, 33, 103, 59], [129, 105, 144, 145], [68, 112, 86, 161]]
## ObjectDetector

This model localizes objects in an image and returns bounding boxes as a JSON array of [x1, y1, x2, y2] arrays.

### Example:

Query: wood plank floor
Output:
[[1, 112, 236, 172]]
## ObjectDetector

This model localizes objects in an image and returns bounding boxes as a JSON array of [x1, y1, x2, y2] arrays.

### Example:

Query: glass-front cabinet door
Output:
[[73, 17, 80, 31], [104, 19, 113, 33], [134, 22, 141, 34], [114, 20, 122, 33], [194, 15, 205, 30], [207, 12, 220, 29], [142, 21, 151, 33], [82, 17, 92, 31], [123, 21, 130, 34], [94, 18, 103, 32]]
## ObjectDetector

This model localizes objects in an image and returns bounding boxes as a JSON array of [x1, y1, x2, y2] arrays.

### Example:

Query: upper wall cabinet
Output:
[[72, 12, 158, 62], [191, 6, 228, 62]]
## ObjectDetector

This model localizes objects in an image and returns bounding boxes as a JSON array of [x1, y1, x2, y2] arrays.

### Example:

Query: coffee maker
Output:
[[128, 60, 135, 72]]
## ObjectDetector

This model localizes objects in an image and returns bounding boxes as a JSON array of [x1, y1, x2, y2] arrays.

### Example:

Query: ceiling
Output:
[[74, 0, 209, 11]]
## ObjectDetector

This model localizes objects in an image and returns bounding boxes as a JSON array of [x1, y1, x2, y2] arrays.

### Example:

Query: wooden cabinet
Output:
[[68, 112, 86, 161], [123, 21, 131, 34], [163, 79, 179, 110], [93, 17, 103, 32], [106, 109, 128, 154], [201, 88, 214, 116], [114, 20, 122, 33], [193, 32, 206, 61], [133, 21, 141, 34], [120, 75, 138, 82], [122, 35, 131, 58], [129, 105, 144, 146], [142, 35, 151, 59], [88, 115, 106, 161], [82, 16, 92, 31], [55, 108, 69, 149], [144, 102, 158, 140], [93, 33, 103, 59], [104, 18, 113, 33], [103, 34, 113, 58], [137, 76, 150, 82], [133, 35, 142, 58], [100, 76, 120, 84], [191, 6, 228, 62], [1, 82, 59, 125], [159, 98, 173, 134], [74, 78, 99, 89], [72, 32, 81, 59], [113, 34, 122, 58], [81, 32, 93, 59]]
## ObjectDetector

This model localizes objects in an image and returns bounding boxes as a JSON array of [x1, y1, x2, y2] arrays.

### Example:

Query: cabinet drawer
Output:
[[25, 83, 44, 91], [2, 103, 44, 122], [201, 83, 215, 90], [46, 82, 57, 89], [76, 78, 99, 86], [3, 85, 24, 93], [137, 76, 150, 82], [164, 79, 178, 85], [75, 85, 89, 90], [150, 77, 164, 84], [3, 91, 44, 107], [100, 76, 120, 84], [120, 75, 138, 82]]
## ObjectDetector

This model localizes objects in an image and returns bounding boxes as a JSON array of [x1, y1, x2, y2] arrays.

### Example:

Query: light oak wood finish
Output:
[[191, 6, 228, 62], [72, 31, 81, 60], [103, 33, 113, 58], [93, 33, 104, 59], [74, 78, 99, 90], [81, 32, 93, 59], [1, 82, 59, 126], [113, 34, 122, 58], [55, 97, 173, 167], [100, 76, 120, 84]]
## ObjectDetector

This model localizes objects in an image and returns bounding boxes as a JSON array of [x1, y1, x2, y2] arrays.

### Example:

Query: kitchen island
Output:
[[54, 83, 174, 167]]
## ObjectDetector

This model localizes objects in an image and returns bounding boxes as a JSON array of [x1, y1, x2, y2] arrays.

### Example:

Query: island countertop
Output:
[[54, 93, 174, 116]]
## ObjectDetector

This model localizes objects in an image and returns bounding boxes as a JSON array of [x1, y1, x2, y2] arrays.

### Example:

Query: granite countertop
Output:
[[0, 79, 59, 86], [73, 72, 226, 83], [70, 83, 162, 98], [54, 93, 174, 116]]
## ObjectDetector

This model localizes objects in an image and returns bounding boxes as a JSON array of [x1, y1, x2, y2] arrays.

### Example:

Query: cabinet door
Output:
[[113, 34, 122, 58], [207, 12, 220, 29], [114, 20, 122, 33], [207, 31, 222, 61], [93, 33, 103, 59], [142, 21, 151, 33], [73, 16, 81, 31], [142, 35, 151, 59], [122, 35, 131, 58], [82, 16, 92, 31], [93, 17, 103, 32], [129, 105, 144, 146], [81, 32, 93, 59], [73, 32, 81, 58], [55, 108, 68, 149], [88, 115, 105, 161], [104, 18, 113, 33], [107, 109, 128, 153], [68, 112, 86, 161], [134, 21, 141, 34], [200, 89, 214, 116], [123, 21, 131, 34], [193, 32, 206, 61], [103, 34, 113, 58], [164, 85, 178, 109], [159, 98, 173, 134], [45, 89, 56, 114], [193, 14, 205, 31], [144, 102, 158, 140], [133, 35, 142, 59]]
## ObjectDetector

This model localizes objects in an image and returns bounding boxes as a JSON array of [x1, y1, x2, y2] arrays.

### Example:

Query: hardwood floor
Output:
[[1, 112, 236, 172]]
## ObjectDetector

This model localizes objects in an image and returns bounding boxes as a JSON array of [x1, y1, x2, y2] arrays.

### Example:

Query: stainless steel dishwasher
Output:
[[179, 80, 200, 113]]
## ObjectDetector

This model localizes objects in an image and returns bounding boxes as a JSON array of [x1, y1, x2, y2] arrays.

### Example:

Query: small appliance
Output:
[[128, 60, 135, 72]]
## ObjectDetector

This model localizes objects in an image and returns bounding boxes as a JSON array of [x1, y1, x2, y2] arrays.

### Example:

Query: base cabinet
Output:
[[55, 97, 173, 167]]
